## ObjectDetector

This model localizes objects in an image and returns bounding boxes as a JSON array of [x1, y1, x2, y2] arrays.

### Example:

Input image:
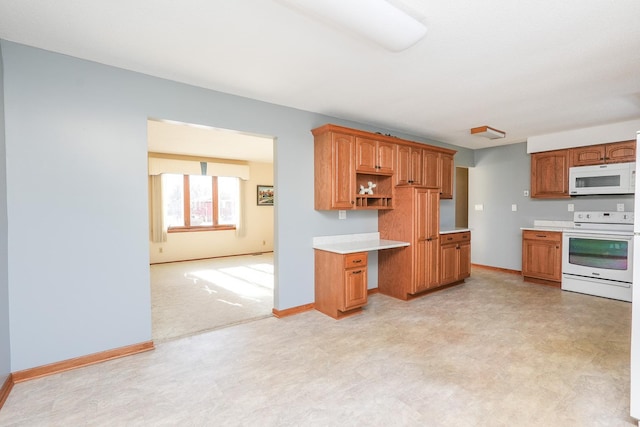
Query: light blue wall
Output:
[[469, 142, 634, 270], [1, 40, 472, 371], [0, 42, 11, 385]]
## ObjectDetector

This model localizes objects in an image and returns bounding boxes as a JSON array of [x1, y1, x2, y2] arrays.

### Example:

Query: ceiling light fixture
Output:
[[470, 126, 506, 139], [276, 0, 427, 52]]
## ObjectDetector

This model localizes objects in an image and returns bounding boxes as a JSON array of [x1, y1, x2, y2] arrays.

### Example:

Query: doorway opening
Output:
[[455, 167, 469, 228], [147, 118, 275, 342]]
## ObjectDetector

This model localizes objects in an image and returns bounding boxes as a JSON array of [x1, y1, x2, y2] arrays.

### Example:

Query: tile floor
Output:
[[0, 268, 636, 426]]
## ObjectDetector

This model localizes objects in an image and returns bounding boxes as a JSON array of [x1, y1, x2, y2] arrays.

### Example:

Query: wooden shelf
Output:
[[355, 195, 393, 209]]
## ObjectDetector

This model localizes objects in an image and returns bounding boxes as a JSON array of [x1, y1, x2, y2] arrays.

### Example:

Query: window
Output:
[[162, 174, 239, 232]]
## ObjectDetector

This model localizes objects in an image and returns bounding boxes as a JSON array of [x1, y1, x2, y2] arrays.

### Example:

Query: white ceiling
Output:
[[147, 119, 274, 164], [1, 0, 639, 157]]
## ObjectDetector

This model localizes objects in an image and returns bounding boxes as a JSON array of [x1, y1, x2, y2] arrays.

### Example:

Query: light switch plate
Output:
[[523, 190, 529, 197], [617, 203, 625, 212], [511, 204, 517, 212], [474, 204, 484, 211]]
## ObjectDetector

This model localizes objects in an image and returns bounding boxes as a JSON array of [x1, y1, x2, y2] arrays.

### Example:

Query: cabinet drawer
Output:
[[440, 231, 471, 245], [344, 252, 367, 268], [522, 230, 561, 242]]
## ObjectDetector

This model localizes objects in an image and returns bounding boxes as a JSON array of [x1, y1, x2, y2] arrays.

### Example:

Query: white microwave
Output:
[[569, 162, 635, 195]]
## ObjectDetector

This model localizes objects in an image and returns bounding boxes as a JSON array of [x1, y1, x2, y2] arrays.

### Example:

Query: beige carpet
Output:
[[150, 252, 274, 341]]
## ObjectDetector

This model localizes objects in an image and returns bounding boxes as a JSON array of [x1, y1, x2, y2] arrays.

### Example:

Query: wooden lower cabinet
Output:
[[314, 250, 368, 319], [440, 231, 471, 285], [378, 187, 440, 300], [521, 230, 562, 284]]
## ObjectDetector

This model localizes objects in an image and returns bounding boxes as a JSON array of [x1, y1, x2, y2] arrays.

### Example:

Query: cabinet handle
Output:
[[352, 259, 362, 264], [352, 270, 363, 274], [447, 237, 453, 241], [535, 234, 547, 238]]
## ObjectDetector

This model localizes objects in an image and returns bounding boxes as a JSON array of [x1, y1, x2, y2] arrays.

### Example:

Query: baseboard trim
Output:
[[523, 276, 561, 288], [151, 251, 273, 265], [272, 303, 314, 318], [472, 263, 521, 275], [368, 288, 380, 295], [0, 374, 13, 411], [11, 341, 155, 384]]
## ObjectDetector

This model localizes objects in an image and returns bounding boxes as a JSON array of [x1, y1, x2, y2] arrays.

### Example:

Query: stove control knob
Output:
[[586, 214, 591, 219]]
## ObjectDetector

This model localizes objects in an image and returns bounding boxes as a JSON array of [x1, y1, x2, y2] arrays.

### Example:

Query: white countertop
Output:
[[521, 220, 574, 232], [440, 228, 471, 235], [312, 232, 410, 254]]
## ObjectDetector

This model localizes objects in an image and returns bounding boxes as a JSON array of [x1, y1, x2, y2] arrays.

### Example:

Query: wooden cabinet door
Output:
[[413, 189, 429, 293], [395, 145, 411, 186], [530, 149, 570, 199], [522, 233, 562, 282], [423, 150, 440, 188], [377, 141, 396, 174], [409, 148, 424, 186], [458, 242, 471, 279], [332, 133, 356, 209], [342, 267, 367, 311], [440, 243, 458, 285], [413, 188, 439, 293], [440, 153, 454, 199], [606, 140, 636, 163], [355, 137, 377, 173], [570, 145, 605, 166]]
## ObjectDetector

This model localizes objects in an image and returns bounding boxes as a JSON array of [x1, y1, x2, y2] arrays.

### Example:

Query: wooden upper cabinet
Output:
[[314, 131, 355, 210], [423, 150, 453, 199], [606, 140, 636, 163], [570, 145, 605, 166], [531, 149, 570, 199], [570, 140, 636, 166], [313, 124, 457, 208], [440, 153, 454, 199], [396, 145, 424, 186], [355, 137, 395, 174], [423, 150, 440, 188]]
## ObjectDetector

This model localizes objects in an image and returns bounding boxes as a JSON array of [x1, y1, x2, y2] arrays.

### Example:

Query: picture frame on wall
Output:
[[257, 185, 274, 206]]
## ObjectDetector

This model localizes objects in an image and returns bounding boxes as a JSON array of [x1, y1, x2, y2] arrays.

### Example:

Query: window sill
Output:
[[168, 225, 236, 233]]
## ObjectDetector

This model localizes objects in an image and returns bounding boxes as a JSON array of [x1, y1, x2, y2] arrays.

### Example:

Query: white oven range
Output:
[[562, 211, 634, 302]]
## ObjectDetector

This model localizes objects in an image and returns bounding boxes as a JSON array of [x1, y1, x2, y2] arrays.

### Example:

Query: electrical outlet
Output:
[[568, 204, 574, 212], [511, 204, 517, 212], [338, 210, 347, 219], [523, 190, 529, 197], [617, 203, 625, 212]]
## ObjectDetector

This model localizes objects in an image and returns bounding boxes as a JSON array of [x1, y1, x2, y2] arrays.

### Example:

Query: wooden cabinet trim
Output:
[[312, 123, 457, 156]]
